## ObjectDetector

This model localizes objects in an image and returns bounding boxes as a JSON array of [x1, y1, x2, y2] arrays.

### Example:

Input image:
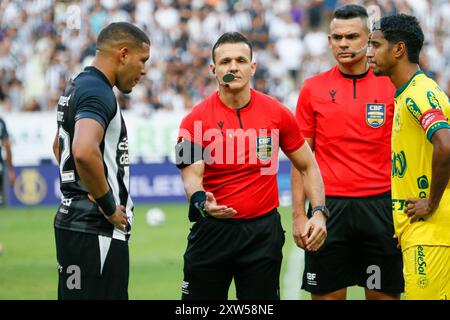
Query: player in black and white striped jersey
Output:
[[52, 22, 150, 300]]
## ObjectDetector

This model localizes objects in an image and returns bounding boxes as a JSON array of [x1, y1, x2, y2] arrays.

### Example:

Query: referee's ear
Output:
[[251, 61, 256, 77]]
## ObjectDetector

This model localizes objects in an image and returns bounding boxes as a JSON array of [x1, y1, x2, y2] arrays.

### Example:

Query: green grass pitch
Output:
[[0, 204, 365, 299]]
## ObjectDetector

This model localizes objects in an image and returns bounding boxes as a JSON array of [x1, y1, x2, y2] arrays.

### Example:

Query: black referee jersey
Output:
[[54, 66, 133, 241]]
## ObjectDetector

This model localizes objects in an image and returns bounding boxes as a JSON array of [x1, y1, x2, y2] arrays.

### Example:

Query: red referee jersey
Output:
[[178, 89, 305, 218], [296, 66, 395, 197]]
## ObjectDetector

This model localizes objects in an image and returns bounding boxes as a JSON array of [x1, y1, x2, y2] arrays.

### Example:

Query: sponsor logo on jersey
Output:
[[62, 197, 73, 207], [256, 136, 272, 161], [416, 246, 428, 287], [58, 95, 71, 107], [416, 245, 427, 275], [391, 150, 407, 178], [118, 137, 130, 166], [366, 103, 385, 128], [392, 198, 406, 212], [417, 175, 429, 190], [426, 91, 442, 110], [405, 97, 422, 121]]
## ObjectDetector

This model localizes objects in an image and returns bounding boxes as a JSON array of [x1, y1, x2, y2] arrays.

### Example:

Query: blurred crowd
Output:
[[0, 0, 449, 115]]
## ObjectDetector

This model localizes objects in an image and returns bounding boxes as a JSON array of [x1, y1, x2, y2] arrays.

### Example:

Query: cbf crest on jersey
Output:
[[256, 136, 272, 161], [366, 103, 386, 128]]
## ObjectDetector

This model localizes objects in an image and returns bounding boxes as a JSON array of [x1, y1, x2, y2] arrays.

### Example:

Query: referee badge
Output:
[[256, 136, 272, 161], [366, 103, 386, 128]]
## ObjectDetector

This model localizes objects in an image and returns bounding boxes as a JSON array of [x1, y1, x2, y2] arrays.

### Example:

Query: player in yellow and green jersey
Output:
[[367, 14, 450, 299]]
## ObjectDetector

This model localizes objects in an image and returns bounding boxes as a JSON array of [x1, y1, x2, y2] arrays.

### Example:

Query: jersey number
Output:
[[59, 128, 75, 183]]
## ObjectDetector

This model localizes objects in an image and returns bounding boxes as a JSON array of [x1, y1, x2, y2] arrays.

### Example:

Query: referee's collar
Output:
[[84, 66, 113, 88], [338, 68, 370, 80]]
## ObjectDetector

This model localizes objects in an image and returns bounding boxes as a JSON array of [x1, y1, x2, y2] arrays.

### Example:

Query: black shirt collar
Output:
[[339, 68, 370, 80], [84, 66, 113, 88]]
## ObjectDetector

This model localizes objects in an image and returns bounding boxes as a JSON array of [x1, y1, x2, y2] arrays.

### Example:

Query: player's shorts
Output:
[[54, 228, 129, 300], [302, 192, 404, 295], [182, 208, 284, 300], [403, 245, 450, 300]]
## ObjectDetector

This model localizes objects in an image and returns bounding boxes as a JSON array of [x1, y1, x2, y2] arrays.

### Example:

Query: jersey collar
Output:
[[217, 89, 254, 112], [338, 68, 370, 79], [84, 66, 113, 88], [394, 70, 424, 98]]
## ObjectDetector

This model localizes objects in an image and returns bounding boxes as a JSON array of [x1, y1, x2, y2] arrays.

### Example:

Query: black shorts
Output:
[[54, 228, 129, 300], [182, 209, 285, 300], [302, 192, 404, 295]]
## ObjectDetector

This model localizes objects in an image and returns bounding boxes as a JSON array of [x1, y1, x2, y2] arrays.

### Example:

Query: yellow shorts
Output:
[[403, 245, 450, 300]]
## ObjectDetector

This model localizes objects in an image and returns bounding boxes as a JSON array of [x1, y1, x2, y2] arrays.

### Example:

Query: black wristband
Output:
[[188, 190, 207, 222], [95, 189, 116, 216]]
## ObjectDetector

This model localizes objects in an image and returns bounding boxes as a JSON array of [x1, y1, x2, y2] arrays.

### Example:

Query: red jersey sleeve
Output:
[[279, 106, 305, 154], [177, 106, 204, 147], [295, 80, 315, 139]]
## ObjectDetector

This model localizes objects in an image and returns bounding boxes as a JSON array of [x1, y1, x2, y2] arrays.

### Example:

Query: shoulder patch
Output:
[[426, 91, 442, 110]]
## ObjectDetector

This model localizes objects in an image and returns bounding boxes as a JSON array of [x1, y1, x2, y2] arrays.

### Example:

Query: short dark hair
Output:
[[333, 4, 368, 20], [377, 14, 424, 64], [211, 32, 252, 63], [97, 22, 150, 49]]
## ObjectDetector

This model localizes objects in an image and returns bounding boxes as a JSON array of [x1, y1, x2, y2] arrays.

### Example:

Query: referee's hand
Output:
[[302, 212, 327, 252], [292, 213, 308, 249], [204, 192, 237, 219]]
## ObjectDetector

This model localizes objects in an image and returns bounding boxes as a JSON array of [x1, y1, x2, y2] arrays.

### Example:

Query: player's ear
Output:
[[118, 47, 129, 64], [251, 61, 256, 77], [210, 64, 215, 74], [393, 41, 406, 59]]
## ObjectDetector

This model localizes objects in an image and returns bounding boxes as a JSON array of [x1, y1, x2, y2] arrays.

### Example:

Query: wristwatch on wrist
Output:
[[311, 205, 330, 219]]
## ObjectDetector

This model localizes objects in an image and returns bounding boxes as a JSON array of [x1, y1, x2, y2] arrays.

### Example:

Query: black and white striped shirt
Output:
[[54, 66, 133, 241]]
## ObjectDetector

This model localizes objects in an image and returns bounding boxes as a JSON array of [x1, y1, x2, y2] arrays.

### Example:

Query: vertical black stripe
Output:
[[116, 115, 129, 206], [237, 109, 243, 128]]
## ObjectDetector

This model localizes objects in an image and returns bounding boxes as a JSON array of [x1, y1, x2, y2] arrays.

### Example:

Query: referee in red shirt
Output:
[[175, 32, 327, 300], [292, 5, 404, 300]]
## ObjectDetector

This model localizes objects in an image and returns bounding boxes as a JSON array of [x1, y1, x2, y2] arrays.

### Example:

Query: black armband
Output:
[[189, 190, 207, 222], [95, 189, 116, 216], [175, 139, 203, 169]]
